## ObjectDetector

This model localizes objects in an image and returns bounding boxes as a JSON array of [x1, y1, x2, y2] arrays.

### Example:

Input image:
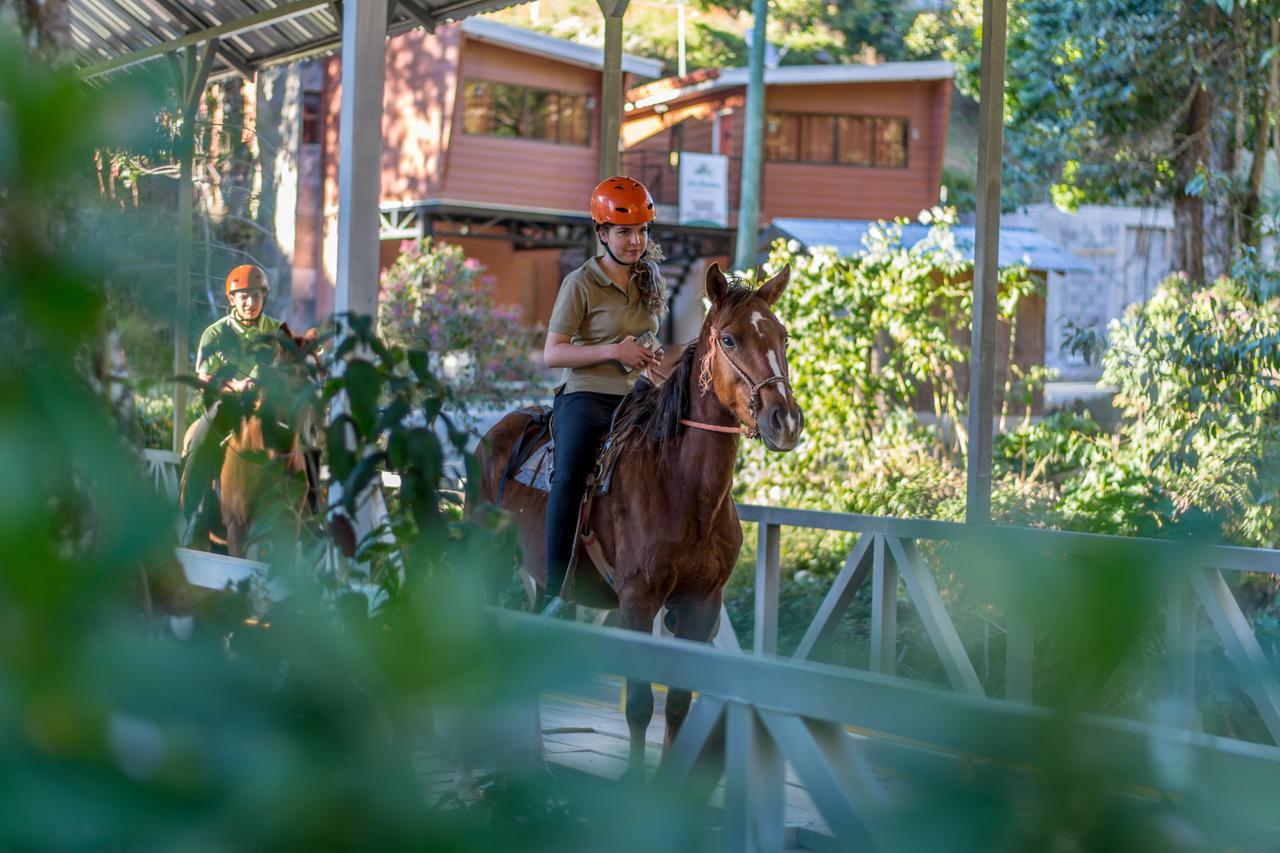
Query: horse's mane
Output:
[[612, 278, 760, 444]]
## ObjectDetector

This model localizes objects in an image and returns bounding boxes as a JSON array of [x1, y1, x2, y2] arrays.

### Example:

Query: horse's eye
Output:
[[720, 334, 735, 348]]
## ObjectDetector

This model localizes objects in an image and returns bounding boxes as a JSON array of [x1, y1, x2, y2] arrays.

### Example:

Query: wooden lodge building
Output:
[[292, 18, 976, 343]]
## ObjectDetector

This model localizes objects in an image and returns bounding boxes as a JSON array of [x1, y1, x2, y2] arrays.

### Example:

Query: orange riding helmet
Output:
[[225, 264, 269, 299], [591, 176, 656, 226]]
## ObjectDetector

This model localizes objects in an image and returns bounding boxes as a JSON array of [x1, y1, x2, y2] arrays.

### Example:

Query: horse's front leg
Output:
[[662, 594, 724, 753], [619, 599, 660, 780], [224, 514, 249, 559]]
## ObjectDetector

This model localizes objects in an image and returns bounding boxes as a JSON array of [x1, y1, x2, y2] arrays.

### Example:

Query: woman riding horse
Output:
[[540, 177, 669, 617], [478, 261, 803, 777]]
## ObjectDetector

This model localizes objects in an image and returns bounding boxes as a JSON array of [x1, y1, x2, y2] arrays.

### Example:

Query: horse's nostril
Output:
[[770, 407, 785, 434]]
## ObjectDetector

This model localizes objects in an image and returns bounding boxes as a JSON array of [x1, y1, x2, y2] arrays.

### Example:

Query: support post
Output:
[[334, 0, 389, 319], [870, 535, 896, 675], [723, 702, 784, 853], [173, 137, 194, 454], [964, 0, 1008, 524], [732, 0, 768, 272], [597, 0, 630, 181], [1164, 582, 1198, 730], [754, 522, 781, 655], [172, 41, 218, 454], [1005, 600, 1033, 703]]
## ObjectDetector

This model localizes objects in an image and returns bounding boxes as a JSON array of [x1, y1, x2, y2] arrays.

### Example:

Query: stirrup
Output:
[[540, 596, 573, 619]]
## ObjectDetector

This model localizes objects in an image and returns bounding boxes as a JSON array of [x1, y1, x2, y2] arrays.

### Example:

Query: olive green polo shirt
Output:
[[547, 256, 660, 396], [196, 312, 284, 380]]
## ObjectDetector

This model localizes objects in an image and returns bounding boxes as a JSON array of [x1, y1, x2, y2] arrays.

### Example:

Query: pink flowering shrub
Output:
[[379, 238, 545, 402]]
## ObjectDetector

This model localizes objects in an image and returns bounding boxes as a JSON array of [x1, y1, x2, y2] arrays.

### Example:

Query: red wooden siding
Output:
[[754, 81, 945, 221], [441, 40, 603, 212], [622, 77, 951, 224]]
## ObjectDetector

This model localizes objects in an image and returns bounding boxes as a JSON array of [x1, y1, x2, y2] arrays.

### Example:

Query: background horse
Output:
[[181, 326, 320, 559], [475, 263, 803, 776]]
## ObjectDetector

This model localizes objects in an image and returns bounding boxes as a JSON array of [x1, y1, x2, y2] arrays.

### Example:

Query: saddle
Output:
[[497, 404, 631, 591]]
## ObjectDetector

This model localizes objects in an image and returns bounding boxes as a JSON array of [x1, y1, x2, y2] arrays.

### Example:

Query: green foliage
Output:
[[1, 36, 712, 850], [735, 208, 1040, 517], [1098, 273, 1280, 544], [379, 238, 545, 404], [488, 0, 928, 72]]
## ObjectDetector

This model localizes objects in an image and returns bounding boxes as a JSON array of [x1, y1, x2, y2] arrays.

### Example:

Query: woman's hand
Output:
[[614, 335, 659, 372]]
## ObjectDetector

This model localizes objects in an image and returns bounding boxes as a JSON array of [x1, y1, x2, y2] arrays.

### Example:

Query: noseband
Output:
[[682, 325, 792, 439]]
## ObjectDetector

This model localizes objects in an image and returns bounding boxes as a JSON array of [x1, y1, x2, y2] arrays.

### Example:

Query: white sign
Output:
[[678, 152, 730, 228]]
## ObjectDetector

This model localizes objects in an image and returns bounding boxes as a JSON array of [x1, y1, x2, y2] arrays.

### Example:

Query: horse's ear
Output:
[[705, 262, 729, 305], [756, 264, 790, 307], [278, 322, 293, 340]]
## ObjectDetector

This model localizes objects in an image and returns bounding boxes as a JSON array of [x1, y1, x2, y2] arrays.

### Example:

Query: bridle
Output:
[[681, 324, 792, 439]]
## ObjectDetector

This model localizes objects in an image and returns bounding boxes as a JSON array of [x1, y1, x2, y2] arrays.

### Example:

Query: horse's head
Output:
[[253, 324, 323, 451], [699, 263, 804, 451]]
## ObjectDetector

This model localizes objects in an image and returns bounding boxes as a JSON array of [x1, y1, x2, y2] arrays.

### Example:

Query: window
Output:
[[766, 111, 908, 168], [462, 80, 591, 146], [764, 113, 798, 161], [801, 114, 835, 162], [301, 90, 322, 145], [874, 117, 907, 168], [836, 116, 872, 165]]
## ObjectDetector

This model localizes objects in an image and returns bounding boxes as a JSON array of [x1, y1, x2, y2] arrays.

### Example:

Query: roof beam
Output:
[[399, 0, 437, 31], [148, 0, 258, 80], [216, 42, 256, 80], [81, 0, 330, 79]]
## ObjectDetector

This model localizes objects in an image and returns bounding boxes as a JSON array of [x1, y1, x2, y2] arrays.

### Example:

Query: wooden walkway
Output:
[[415, 677, 912, 851]]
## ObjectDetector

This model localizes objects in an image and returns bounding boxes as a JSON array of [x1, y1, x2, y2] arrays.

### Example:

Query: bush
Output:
[[134, 389, 204, 449], [378, 238, 546, 404]]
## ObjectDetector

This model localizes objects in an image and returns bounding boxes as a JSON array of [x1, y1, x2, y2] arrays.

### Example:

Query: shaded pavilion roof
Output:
[[72, 0, 529, 79]]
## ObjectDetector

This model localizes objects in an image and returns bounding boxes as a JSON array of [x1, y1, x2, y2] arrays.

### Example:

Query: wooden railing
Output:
[[735, 504, 1280, 745], [149, 444, 1280, 745], [496, 609, 1280, 850], [164, 458, 1280, 848]]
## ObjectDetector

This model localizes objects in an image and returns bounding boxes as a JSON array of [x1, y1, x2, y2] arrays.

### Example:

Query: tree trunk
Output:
[[1173, 82, 1211, 282], [220, 80, 253, 225], [1242, 19, 1279, 249], [253, 64, 303, 314]]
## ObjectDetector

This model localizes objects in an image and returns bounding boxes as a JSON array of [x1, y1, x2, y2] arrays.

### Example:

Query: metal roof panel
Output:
[[768, 218, 1095, 274]]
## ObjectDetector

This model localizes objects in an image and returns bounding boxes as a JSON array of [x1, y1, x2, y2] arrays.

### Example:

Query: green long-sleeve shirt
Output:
[[195, 313, 284, 379]]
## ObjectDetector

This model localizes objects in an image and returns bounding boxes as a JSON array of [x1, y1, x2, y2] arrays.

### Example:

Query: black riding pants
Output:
[[545, 390, 624, 598]]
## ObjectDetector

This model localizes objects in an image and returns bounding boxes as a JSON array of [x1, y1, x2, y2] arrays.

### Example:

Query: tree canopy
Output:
[[931, 0, 1280, 280]]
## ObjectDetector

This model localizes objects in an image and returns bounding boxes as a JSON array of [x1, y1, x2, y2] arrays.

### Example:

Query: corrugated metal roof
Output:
[[461, 18, 663, 78], [72, 0, 535, 79], [628, 61, 954, 111], [767, 218, 1095, 273]]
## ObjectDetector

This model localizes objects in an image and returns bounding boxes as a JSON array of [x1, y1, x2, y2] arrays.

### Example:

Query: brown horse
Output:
[[181, 326, 320, 559], [476, 263, 803, 775]]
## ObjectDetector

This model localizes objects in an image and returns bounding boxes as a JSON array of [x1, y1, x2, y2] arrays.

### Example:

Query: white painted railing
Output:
[[496, 609, 1280, 850], [736, 504, 1280, 745], [143, 448, 179, 500], [147, 443, 1280, 744]]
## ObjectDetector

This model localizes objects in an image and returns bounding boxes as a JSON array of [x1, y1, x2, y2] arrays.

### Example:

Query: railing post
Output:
[[870, 535, 896, 675], [1164, 581, 1198, 730], [722, 701, 784, 852], [1005, 601, 1033, 703], [755, 521, 781, 656]]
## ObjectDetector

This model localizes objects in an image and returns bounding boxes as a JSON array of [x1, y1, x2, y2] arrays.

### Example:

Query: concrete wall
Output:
[[1001, 205, 1176, 382]]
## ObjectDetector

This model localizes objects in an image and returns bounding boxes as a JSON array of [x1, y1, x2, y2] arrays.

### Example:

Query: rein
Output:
[[679, 418, 752, 435]]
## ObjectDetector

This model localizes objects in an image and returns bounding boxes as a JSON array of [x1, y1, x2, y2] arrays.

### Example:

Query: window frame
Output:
[[461, 78, 593, 147], [764, 110, 910, 170]]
